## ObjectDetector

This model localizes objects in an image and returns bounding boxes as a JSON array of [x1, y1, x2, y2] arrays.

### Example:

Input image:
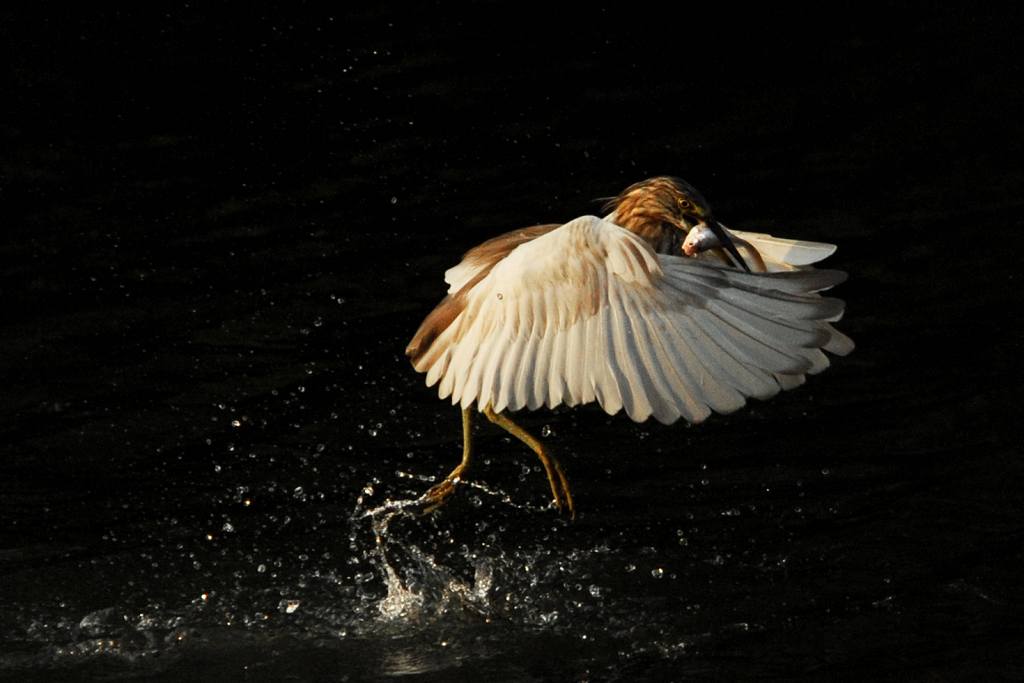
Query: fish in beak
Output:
[[681, 219, 751, 272]]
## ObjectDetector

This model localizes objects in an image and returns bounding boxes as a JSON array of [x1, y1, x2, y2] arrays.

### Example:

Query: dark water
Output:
[[3, 6, 1023, 681]]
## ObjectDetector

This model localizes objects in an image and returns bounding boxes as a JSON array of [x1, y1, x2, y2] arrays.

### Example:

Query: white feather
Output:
[[729, 229, 837, 267]]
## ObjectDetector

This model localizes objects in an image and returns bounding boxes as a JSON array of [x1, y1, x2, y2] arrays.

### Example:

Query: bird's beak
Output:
[[707, 218, 751, 272]]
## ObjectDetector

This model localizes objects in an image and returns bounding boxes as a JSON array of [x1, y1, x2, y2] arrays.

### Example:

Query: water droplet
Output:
[[540, 425, 554, 437], [222, 522, 234, 533], [651, 567, 665, 579], [624, 563, 636, 573], [390, 196, 398, 205], [281, 599, 300, 614], [362, 485, 374, 497], [257, 564, 267, 573], [473, 562, 493, 599], [231, 419, 241, 428]]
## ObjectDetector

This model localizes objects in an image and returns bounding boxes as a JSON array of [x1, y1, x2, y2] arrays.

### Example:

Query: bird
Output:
[[405, 176, 853, 517]]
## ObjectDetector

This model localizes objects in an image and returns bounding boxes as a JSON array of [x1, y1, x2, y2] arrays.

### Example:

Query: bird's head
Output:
[[604, 176, 750, 271], [605, 176, 709, 230]]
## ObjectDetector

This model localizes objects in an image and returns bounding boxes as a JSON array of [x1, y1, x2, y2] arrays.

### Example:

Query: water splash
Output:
[[354, 479, 536, 622]]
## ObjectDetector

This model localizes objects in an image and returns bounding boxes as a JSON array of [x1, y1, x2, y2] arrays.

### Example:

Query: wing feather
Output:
[[651, 309, 740, 416], [591, 306, 624, 415], [729, 229, 837, 267], [671, 306, 779, 401], [632, 284, 712, 424], [607, 281, 651, 421]]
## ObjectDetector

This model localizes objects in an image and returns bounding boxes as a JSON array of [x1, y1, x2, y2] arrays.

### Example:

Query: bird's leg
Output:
[[482, 405, 575, 518], [422, 408, 474, 513]]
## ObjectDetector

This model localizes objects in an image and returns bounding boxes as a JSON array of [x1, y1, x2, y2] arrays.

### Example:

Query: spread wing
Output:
[[411, 215, 852, 424]]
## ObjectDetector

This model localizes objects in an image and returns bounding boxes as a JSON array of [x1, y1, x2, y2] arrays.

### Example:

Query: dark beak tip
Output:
[[709, 220, 752, 273]]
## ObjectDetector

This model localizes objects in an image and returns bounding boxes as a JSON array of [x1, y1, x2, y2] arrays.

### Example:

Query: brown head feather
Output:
[[604, 176, 711, 254]]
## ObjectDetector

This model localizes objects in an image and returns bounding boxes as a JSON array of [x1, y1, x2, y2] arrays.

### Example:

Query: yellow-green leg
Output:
[[423, 407, 474, 512], [483, 405, 575, 518]]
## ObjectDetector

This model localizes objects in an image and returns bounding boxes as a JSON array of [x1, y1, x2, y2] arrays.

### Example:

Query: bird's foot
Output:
[[545, 457, 576, 520], [420, 472, 464, 514]]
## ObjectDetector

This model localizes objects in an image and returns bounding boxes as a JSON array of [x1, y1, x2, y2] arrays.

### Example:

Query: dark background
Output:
[[2, 4, 1023, 681]]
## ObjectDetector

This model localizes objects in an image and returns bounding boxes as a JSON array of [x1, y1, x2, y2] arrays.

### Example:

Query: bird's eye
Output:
[[679, 199, 691, 209]]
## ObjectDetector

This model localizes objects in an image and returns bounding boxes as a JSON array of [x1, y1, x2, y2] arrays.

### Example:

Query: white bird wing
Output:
[[728, 228, 837, 268], [417, 215, 851, 425]]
